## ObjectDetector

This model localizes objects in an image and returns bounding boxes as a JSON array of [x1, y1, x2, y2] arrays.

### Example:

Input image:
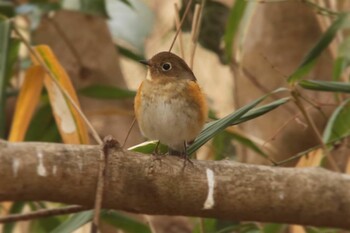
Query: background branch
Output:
[[1, 140, 350, 229]]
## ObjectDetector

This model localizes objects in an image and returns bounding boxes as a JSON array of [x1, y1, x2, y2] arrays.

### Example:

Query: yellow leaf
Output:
[[296, 149, 323, 167], [346, 157, 350, 174], [31, 45, 90, 144], [289, 225, 306, 233], [8, 66, 45, 142]]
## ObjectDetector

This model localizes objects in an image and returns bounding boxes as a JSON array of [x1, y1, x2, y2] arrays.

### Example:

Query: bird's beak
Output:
[[139, 60, 150, 66]]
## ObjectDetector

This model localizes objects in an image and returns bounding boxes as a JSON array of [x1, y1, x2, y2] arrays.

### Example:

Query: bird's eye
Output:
[[161, 62, 172, 71]]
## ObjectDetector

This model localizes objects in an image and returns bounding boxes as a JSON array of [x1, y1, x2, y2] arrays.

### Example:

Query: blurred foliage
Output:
[[288, 13, 349, 84], [0, 16, 13, 137], [80, 0, 109, 17], [0, 2, 15, 18], [180, 0, 229, 62]]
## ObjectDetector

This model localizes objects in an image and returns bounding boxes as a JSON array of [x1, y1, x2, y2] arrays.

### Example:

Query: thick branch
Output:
[[1, 140, 350, 229]]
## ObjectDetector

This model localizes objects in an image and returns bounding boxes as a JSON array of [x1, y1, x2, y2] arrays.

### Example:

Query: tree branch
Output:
[[1, 140, 350, 229]]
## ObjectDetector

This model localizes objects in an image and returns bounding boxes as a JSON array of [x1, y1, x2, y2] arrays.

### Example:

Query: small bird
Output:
[[134, 51, 207, 158]]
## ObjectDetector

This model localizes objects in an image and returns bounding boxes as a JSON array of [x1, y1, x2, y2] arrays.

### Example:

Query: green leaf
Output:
[[50, 210, 93, 233], [80, 0, 109, 17], [25, 103, 61, 142], [263, 223, 285, 233], [3, 202, 26, 233], [299, 80, 350, 93], [235, 97, 290, 125], [212, 131, 236, 160], [305, 226, 338, 233], [101, 210, 151, 233], [214, 223, 259, 233], [188, 89, 288, 155], [223, 0, 247, 62], [118, 0, 133, 9], [323, 98, 350, 143], [4, 39, 20, 85], [128, 140, 167, 154], [30, 216, 63, 233], [333, 36, 350, 81], [0, 2, 15, 18], [192, 219, 216, 233], [117, 45, 146, 61], [0, 16, 12, 137], [198, 1, 229, 62], [229, 130, 271, 161], [79, 85, 136, 99], [288, 13, 349, 84]]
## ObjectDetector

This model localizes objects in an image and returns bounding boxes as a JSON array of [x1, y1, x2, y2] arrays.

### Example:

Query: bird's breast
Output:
[[134, 79, 206, 149]]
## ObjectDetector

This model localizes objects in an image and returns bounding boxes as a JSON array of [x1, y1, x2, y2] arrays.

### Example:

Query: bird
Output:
[[134, 51, 207, 159]]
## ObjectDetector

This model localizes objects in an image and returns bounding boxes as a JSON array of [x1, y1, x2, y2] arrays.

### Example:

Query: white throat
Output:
[[146, 69, 152, 81]]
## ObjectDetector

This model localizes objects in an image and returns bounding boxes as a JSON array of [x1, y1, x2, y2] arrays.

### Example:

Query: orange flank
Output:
[[186, 81, 208, 125]]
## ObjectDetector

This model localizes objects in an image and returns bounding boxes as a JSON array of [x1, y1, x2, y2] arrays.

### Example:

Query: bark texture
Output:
[[1, 140, 350, 229]]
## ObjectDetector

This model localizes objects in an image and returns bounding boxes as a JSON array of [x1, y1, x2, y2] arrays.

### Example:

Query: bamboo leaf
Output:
[[32, 45, 90, 144], [263, 223, 285, 233], [299, 80, 350, 93], [333, 36, 350, 81], [0, 2, 15, 18], [128, 140, 167, 154], [101, 210, 151, 233], [117, 45, 145, 61], [188, 89, 288, 155], [25, 103, 61, 142], [0, 16, 11, 137], [288, 13, 349, 84], [50, 211, 93, 233], [80, 0, 109, 17], [8, 66, 45, 142], [223, 0, 247, 62], [228, 129, 270, 160], [323, 98, 350, 143], [234, 97, 290, 125]]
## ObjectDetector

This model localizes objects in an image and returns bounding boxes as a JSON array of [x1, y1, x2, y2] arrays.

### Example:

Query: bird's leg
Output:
[[152, 140, 163, 162], [182, 141, 193, 167]]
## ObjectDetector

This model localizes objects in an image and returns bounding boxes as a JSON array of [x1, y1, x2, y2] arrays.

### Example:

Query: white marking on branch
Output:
[[13, 158, 20, 177], [77, 156, 83, 171], [203, 168, 215, 209], [37, 151, 47, 177], [52, 165, 57, 175], [278, 192, 284, 200]]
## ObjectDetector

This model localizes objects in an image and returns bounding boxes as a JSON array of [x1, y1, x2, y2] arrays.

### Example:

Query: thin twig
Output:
[[122, 118, 136, 148], [0, 205, 88, 223], [189, 3, 202, 69], [11, 23, 103, 145], [168, 0, 193, 52], [91, 153, 106, 233], [46, 16, 83, 70], [174, 3, 185, 59], [291, 89, 341, 172], [91, 136, 119, 233], [301, 0, 339, 16], [259, 52, 288, 79]]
